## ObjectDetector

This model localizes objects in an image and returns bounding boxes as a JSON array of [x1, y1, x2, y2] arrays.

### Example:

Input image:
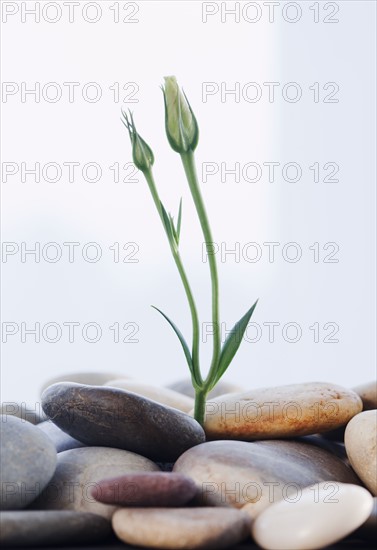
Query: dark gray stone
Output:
[[0, 510, 111, 546], [41, 383, 205, 462], [36, 421, 85, 453], [0, 415, 57, 510]]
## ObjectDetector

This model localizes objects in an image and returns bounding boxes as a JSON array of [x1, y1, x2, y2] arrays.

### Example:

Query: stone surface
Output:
[[174, 440, 361, 517], [0, 415, 57, 510], [42, 383, 205, 461], [202, 382, 362, 440], [40, 371, 126, 394], [345, 410, 377, 495], [112, 507, 251, 549], [91, 472, 197, 506], [356, 496, 377, 541], [105, 379, 195, 413], [168, 378, 242, 399], [0, 510, 111, 546], [251, 482, 373, 550], [353, 381, 377, 411], [1, 402, 46, 424], [36, 421, 85, 452], [31, 446, 159, 519]]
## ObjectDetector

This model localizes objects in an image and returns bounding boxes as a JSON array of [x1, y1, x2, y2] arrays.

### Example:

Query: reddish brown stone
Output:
[[91, 472, 197, 506]]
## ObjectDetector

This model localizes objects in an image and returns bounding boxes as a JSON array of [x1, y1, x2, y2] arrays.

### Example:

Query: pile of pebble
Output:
[[1, 373, 376, 549]]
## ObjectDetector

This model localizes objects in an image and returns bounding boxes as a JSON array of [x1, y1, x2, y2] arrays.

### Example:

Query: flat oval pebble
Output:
[[202, 382, 362, 440], [31, 446, 159, 518], [42, 383, 205, 461], [0, 415, 57, 510], [168, 378, 242, 399], [40, 371, 126, 394], [174, 440, 360, 516], [0, 510, 111, 547], [345, 410, 377, 495], [105, 379, 195, 413], [353, 381, 377, 410], [36, 421, 85, 452], [251, 482, 374, 550], [112, 507, 251, 549], [91, 472, 197, 506]]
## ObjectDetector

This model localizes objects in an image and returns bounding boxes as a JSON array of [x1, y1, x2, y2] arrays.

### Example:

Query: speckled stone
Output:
[[251, 482, 373, 550], [202, 382, 362, 440], [0, 415, 57, 510], [0, 511, 111, 546], [353, 381, 377, 411], [174, 440, 360, 517], [31, 447, 159, 519], [36, 421, 85, 453], [345, 410, 377, 495], [112, 507, 251, 549], [167, 378, 242, 399], [41, 383, 205, 461], [91, 472, 197, 506], [105, 379, 195, 413]]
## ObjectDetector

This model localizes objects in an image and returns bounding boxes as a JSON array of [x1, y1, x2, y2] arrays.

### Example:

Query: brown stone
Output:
[[91, 472, 196, 506]]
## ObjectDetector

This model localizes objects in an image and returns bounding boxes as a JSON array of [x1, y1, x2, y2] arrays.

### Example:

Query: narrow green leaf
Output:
[[169, 212, 179, 245], [212, 299, 258, 387], [176, 198, 183, 243], [160, 201, 175, 243], [151, 306, 196, 382]]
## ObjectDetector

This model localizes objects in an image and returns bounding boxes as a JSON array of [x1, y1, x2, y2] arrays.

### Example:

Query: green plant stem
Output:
[[144, 169, 202, 386], [181, 151, 221, 389], [194, 387, 207, 426]]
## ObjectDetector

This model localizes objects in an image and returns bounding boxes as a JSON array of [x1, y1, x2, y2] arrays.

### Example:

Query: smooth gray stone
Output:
[[1, 402, 47, 424], [31, 446, 160, 518], [0, 415, 57, 510], [174, 439, 361, 516], [41, 383, 205, 462], [36, 421, 85, 453], [0, 510, 111, 546]]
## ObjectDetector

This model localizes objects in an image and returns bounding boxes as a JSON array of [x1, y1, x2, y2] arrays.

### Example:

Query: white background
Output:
[[1, 0, 376, 404]]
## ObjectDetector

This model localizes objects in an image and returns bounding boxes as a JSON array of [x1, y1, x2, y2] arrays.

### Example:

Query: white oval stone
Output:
[[104, 379, 194, 413], [345, 410, 377, 495], [251, 482, 373, 550]]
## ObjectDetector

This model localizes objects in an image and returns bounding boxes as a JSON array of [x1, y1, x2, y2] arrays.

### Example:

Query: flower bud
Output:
[[121, 110, 154, 173], [163, 76, 199, 153]]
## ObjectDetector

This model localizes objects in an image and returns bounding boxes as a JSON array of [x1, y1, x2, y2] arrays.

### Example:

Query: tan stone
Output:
[[202, 382, 362, 440], [353, 381, 377, 411], [112, 507, 251, 549], [345, 410, 377, 495], [105, 379, 194, 413]]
